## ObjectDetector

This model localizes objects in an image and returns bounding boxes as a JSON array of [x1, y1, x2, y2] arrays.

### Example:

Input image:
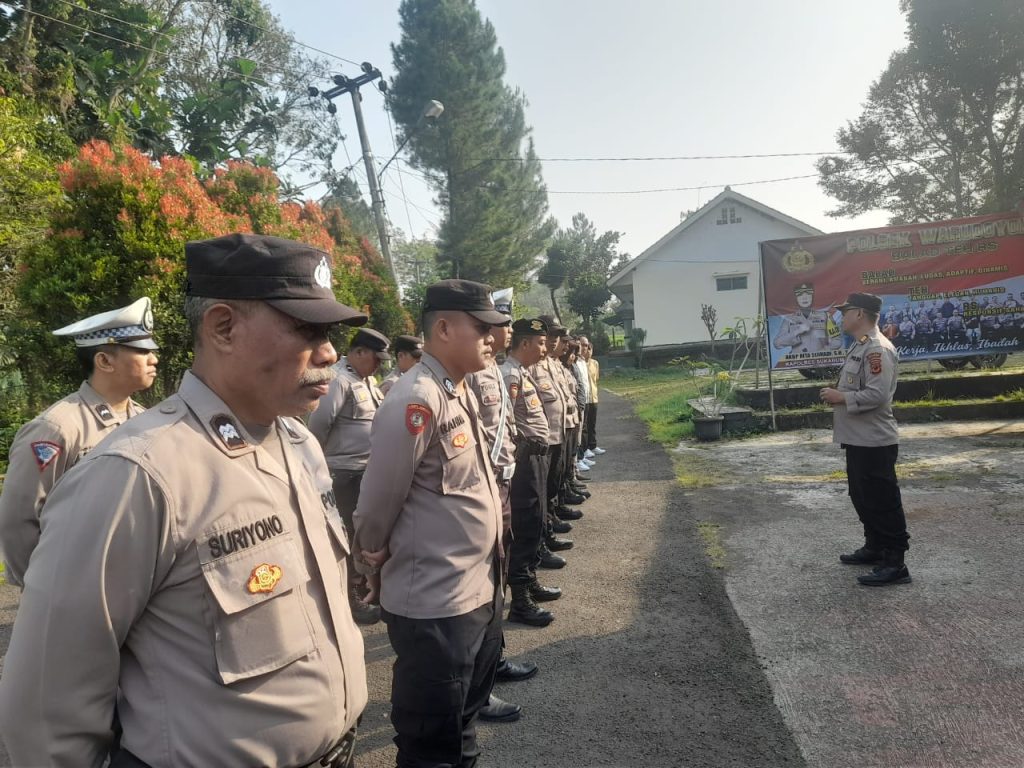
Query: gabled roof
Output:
[[607, 187, 823, 288]]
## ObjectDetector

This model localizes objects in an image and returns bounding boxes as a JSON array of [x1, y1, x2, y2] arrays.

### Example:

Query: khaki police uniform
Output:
[[0, 372, 367, 767], [378, 367, 402, 396], [502, 355, 550, 585], [353, 350, 503, 765], [531, 356, 568, 524], [833, 329, 909, 557], [467, 360, 517, 537], [774, 309, 840, 355], [0, 382, 144, 587]]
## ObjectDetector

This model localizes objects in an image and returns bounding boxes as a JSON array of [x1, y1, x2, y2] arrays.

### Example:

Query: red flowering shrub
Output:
[[14, 141, 410, 405]]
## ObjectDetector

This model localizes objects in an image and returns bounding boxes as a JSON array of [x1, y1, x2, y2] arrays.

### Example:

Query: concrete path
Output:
[[684, 420, 1024, 768]]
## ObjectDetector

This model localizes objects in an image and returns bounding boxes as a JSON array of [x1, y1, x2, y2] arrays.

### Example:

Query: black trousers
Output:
[[583, 403, 598, 450], [545, 442, 565, 535], [508, 452, 549, 584], [844, 444, 909, 554], [384, 596, 504, 768]]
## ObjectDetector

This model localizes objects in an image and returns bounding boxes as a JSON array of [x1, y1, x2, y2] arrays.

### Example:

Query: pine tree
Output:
[[389, 0, 553, 286]]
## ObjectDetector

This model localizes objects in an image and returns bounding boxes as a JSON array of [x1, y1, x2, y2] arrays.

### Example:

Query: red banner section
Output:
[[760, 212, 1024, 369]]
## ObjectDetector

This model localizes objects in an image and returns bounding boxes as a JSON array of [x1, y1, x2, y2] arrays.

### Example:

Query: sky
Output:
[[264, 0, 910, 258]]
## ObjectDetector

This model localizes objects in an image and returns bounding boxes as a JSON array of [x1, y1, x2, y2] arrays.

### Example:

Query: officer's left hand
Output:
[[361, 545, 390, 569], [820, 387, 844, 405]]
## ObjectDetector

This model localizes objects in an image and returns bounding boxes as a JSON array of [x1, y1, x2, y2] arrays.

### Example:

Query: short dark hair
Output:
[[421, 310, 441, 340], [75, 344, 120, 376]]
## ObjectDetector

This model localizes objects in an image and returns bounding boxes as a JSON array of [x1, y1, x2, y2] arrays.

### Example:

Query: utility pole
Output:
[[309, 63, 396, 284]]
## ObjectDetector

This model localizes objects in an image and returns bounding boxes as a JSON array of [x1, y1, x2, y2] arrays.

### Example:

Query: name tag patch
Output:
[[205, 515, 285, 560]]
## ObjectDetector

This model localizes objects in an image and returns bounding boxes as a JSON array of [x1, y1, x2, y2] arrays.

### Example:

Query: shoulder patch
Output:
[[31, 441, 62, 471], [406, 403, 431, 435], [867, 351, 883, 375]]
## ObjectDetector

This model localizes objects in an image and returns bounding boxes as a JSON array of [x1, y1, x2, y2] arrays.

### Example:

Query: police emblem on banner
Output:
[[782, 243, 815, 273]]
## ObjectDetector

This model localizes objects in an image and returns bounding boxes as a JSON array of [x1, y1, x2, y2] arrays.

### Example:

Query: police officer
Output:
[[380, 334, 424, 396], [308, 326, 390, 625], [353, 279, 506, 768], [0, 297, 158, 588], [502, 318, 561, 627], [774, 282, 843, 356], [0, 233, 369, 766], [466, 292, 537, 723], [819, 292, 911, 587]]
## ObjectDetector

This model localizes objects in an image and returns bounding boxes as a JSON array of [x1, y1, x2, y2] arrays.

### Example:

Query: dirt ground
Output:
[[1, 398, 1022, 767]]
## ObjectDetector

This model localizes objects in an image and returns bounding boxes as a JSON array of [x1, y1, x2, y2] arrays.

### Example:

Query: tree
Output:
[[817, 0, 1024, 222], [700, 303, 718, 352], [540, 213, 622, 329], [389, 0, 554, 286]]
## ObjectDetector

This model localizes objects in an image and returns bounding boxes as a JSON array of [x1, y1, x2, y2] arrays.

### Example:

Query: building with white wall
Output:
[[607, 188, 823, 347]]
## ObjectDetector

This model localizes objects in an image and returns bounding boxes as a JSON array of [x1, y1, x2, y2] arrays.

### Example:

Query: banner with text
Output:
[[760, 211, 1024, 370]]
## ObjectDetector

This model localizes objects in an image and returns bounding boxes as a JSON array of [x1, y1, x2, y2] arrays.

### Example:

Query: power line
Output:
[[483, 151, 855, 163], [382, 102, 418, 238], [4, 3, 279, 90], [547, 173, 822, 195]]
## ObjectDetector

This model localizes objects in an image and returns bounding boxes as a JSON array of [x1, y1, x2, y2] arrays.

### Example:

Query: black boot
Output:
[[857, 550, 911, 586], [478, 694, 522, 723], [528, 577, 561, 602], [495, 657, 539, 682], [545, 534, 574, 552], [555, 505, 583, 521], [551, 519, 573, 534], [537, 543, 566, 569], [562, 490, 587, 505], [508, 583, 554, 626], [839, 546, 883, 565]]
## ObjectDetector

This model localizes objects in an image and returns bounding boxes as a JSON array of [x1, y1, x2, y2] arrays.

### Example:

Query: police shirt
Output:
[[501, 356, 550, 446], [774, 310, 839, 355], [0, 372, 368, 767], [307, 356, 383, 471], [0, 381, 144, 587], [353, 352, 502, 620], [379, 368, 402, 396], [833, 330, 900, 447], [466, 360, 517, 472], [530, 357, 567, 442]]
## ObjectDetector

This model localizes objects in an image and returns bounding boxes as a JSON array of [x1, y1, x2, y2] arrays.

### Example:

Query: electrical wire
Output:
[[482, 151, 855, 163], [382, 102, 418, 238]]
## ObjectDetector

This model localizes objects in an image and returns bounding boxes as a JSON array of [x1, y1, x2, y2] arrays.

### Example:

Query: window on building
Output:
[[716, 206, 742, 225], [716, 275, 748, 291]]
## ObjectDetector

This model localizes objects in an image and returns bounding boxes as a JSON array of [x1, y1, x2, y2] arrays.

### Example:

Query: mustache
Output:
[[299, 367, 337, 386]]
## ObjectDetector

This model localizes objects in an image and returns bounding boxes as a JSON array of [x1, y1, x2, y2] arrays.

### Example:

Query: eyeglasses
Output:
[[794, 289, 814, 298]]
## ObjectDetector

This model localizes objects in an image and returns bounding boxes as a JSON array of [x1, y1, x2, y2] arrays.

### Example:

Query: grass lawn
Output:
[[603, 367, 702, 447]]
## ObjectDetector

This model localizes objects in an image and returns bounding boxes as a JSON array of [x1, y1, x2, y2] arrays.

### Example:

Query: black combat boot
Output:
[[857, 550, 912, 586], [545, 534, 574, 552], [839, 546, 883, 565], [555, 505, 583, 521], [562, 489, 587, 505], [508, 583, 555, 626], [551, 519, 573, 534], [537, 543, 566, 569], [528, 576, 561, 602]]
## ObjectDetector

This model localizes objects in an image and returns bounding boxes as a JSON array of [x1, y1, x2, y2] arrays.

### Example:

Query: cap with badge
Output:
[[793, 282, 814, 294], [422, 279, 508, 326], [349, 327, 392, 360], [184, 233, 367, 326], [837, 292, 883, 314], [511, 318, 548, 336], [52, 297, 159, 350], [490, 287, 514, 321], [537, 314, 567, 336], [392, 334, 424, 357]]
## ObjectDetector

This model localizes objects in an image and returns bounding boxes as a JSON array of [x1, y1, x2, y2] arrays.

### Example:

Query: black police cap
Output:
[[537, 314, 567, 336], [185, 233, 367, 326], [837, 292, 883, 314], [350, 327, 391, 360], [422, 279, 509, 325], [512, 318, 548, 336], [392, 334, 424, 355]]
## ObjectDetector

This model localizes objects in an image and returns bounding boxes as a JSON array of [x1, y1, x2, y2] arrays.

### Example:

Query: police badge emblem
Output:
[[314, 255, 332, 289], [782, 243, 815, 273], [247, 563, 283, 594]]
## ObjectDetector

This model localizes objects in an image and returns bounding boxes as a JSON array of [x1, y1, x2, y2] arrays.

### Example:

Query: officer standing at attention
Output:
[[353, 279, 506, 768], [308, 326, 391, 625], [0, 233, 369, 767], [502, 318, 561, 627], [0, 297, 159, 587], [380, 334, 424, 396], [820, 292, 911, 587]]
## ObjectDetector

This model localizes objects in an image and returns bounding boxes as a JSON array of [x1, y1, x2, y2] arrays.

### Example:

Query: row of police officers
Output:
[[0, 232, 602, 767]]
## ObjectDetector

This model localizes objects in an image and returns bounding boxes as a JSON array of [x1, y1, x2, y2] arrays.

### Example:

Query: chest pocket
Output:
[[841, 356, 864, 389], [479, 381, 500, 407], [536, 378, 558, 403], [200, 532, 315, 685], [439, 429, 482, 493], [351, 383, 375, 419]]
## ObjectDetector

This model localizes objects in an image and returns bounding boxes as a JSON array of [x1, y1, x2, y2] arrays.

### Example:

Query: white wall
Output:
[[630, 201, 815, 346]]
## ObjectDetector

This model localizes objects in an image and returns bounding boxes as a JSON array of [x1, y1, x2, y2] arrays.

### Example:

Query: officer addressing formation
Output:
[[820, 291, 911, 587]]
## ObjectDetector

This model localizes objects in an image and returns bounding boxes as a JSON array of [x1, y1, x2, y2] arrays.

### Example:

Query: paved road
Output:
[[682, 420, 1024, 768]]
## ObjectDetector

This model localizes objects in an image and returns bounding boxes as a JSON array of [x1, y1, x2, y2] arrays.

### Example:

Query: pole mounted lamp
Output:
[[377, 99, 445, 182]]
